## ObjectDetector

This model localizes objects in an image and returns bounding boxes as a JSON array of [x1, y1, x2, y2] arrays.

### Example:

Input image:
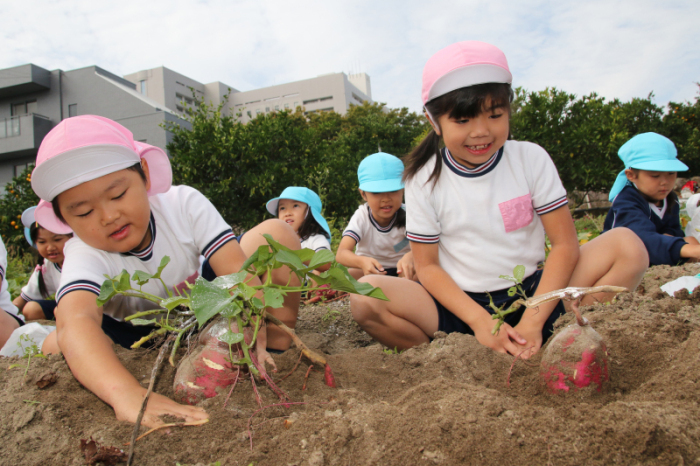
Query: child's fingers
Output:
[[505, 325, 527, 346]]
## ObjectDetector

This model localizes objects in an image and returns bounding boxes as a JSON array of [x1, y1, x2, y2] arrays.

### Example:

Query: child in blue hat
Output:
[[604, 132, 700, 265], [336, 152, 415, 280], [267, 186, 332, 262]]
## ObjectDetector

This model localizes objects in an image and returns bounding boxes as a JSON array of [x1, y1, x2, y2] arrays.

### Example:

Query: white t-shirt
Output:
[[57, 185, 236, 321], [0, 237, 21, 321], [342, 204, 410, 269], [301, 233, 331, 252], [21, 262, 62, 301], [405, 141, 567, 292]]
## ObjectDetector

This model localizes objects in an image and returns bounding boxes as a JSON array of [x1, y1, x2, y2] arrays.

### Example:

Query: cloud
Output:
[[2, 0, 698, 113]]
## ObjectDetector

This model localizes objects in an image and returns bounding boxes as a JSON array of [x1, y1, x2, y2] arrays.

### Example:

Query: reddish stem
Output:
[[302, 366, 315, 391], [223, 367, 240, 408], [570, 300, 587, 326], [276, 351, 304, 384], [506, 346, 535, 388]]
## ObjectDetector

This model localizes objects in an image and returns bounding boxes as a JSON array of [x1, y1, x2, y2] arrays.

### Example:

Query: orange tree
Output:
[[0, 165, 39, 253]]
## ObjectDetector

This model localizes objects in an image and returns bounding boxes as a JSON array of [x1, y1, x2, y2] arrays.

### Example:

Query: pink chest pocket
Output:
[[499, 194, 534, 233]]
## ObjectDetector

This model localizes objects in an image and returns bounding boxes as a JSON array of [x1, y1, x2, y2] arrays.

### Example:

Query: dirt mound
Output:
[[2, 264, 700, 465]]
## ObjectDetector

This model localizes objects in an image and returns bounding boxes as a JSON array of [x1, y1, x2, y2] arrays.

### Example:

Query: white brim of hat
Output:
[[358, 179, 405, 193], [427, 64, 512, 103], [21, 206, 36, 229], [32, 144, 140, 201], [631, 159, 688, 172]]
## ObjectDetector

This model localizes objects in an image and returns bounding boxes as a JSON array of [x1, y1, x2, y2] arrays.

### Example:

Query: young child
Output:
[[603, 132, 699, 265], [350, 41, 649, 358], [31, 115, 301, 428], [266, 186, 332, 255], [336, 152, 415, 280], [12, 206, 72, 321], [0, 235, 23, 350]]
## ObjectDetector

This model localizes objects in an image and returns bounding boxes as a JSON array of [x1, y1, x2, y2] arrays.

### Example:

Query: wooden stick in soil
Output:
[[264, 312, 327, 366], [126, 334, 174, 466]]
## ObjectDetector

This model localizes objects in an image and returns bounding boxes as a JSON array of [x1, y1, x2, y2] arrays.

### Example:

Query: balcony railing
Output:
[[0, 113, 53, 158], [0, 116, 21, 139]]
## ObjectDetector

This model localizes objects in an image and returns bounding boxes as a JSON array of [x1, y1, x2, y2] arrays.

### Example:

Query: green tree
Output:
[[0, 165, 39, 252]]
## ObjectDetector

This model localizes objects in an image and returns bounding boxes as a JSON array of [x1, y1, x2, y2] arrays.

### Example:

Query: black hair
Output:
[[51, 162, 147, 224], [29, 223, 72, 299], [403, 83, 514, 187], [284, 205, 330, 242]]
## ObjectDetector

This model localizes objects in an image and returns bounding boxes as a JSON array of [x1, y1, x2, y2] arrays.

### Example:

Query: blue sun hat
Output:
[[21, 206, 37, 247], [266, 187, 331, 240], [357, 152, 404, 193], [609, 133, 688, 201]]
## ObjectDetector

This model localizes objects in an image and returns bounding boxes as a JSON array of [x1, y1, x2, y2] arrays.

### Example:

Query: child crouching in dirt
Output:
[[604, 132, 700, 265], [336, 152, 415, 280], [350, 41, 649, 359], [31, 115, 301, 428]]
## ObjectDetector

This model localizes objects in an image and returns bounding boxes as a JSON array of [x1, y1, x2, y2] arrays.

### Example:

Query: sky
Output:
[[4, 0, 699, 113]]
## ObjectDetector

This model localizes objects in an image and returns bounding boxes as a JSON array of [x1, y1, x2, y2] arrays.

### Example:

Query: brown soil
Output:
[[2, 265, 700, 466]]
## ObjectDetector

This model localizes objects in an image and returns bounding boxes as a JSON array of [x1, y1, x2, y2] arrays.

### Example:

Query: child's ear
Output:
[[425, 111, 441, 136], [359, 189, 367, 201], [624, 168, 637, 182], [141, 159, 152, 192]]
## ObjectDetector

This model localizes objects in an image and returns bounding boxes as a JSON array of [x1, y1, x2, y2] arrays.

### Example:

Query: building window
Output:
[[274, 105, 279, 111], [256, 109, 262, 115], [265, 107, 270, 112], [139, 80, 147, 95], [68, 104, 78, 117], [294, 102, 299, 108], [11, 100, 37, 116], [319, 96, 333, 102], [247, 111, 252, 118], [284, 103, 290, 109], [14, 163, 30, 177]]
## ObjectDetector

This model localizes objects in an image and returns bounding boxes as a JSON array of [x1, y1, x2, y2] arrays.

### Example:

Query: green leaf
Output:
[[160, 296, 190, 311], [130, 318, 157, 326], [274, 249, 305, 270], [116, 270, 131, 292], [241, 249, 259, 273], [321, 266, 388, 300], [498, 274, 517, 283], [218, 330, 244, 345], [220, 301, 243, 318], [308, 249, 334, 269], [251, 297, 265, 310], [132, 270, 153, 286], [238, 283, 258, 300], [211, 271, 248, 290], [96, 279, 117, 307], [513, 265, 526, 283], [189, 277, 235, 328], [152, 256, 171, 280], [507, 286, 517, 297], [263, 288, 285, 309]]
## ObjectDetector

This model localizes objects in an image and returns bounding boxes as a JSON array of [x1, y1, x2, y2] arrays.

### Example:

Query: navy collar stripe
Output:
[[442, 146, 504, 178], [367, 206, 398, 232]]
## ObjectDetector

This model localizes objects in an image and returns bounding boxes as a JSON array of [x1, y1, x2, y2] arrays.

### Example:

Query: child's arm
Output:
[[514, 207, 579, 354], [336, 236, 387, 275], [412, 241, 527, 355], [12, 295, 27, 312], [55, 291, 208, 428]]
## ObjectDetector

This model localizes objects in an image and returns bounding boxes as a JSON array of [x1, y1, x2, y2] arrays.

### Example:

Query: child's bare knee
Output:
[[23, 302, 45, 321]]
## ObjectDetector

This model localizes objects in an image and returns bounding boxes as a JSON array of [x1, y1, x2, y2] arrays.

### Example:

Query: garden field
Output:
[[1, 262, 700, 466]]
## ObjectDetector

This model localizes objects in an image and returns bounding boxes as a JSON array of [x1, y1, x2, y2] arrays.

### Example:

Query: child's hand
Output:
[[471, 315, 527, 356], [255, 348, 278, 376], [512, 317, 544, 359], [113, 385, 209, 428], [396, 252, 416, 281], [360, 257, 387, 276]]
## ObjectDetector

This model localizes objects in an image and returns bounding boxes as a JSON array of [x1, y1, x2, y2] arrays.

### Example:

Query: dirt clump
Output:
[[1, 264, 700, 465]]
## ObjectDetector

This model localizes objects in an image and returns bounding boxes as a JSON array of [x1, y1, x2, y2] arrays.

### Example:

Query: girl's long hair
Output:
[[293, 209, 330, 242], [403, 83, 514, 187]]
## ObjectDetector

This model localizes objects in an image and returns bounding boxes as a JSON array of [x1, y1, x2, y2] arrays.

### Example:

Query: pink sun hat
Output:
[[31, 115, 172, 234], [422, 41, 512, 105]]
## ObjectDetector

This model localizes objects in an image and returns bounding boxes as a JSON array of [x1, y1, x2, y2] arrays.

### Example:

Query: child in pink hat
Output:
[[350, 41, 649, 358], [31, 115, 301, 428]]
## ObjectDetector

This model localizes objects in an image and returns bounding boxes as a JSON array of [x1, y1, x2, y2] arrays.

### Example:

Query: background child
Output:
[[350, 41, 648, 358], [0, 235, 23, 350], [336, 152, 415, 280], [31, 115, 301, 428], [266, 186, 332, 256], [12, 206, 71, 321], [604, 132, 699, 265]]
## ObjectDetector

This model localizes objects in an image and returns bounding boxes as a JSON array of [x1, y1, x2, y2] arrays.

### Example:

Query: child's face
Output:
[[35, 227, 70, 264], [56, 167, 152, 253], [278, 199, 308, 233], [434, 98, 509, 168], [361, 189, 403, 226], [625, 169, 677, 204]]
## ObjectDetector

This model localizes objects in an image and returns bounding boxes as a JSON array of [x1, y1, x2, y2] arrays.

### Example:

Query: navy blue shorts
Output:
[[101, 314, 158, 349], [32, 299, 58, 320], [432, 269, 565, 343], [384, 267, 399, 277]]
